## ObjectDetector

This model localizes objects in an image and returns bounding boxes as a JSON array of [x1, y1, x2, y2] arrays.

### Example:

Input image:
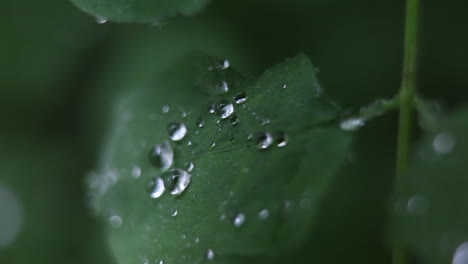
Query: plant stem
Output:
[[394, 0, 419, 263]]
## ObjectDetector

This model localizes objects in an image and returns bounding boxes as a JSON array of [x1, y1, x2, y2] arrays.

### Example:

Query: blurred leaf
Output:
[[392, 105, 468, 264], [88, 54, 353, 264], [71, 0, 211, 23]]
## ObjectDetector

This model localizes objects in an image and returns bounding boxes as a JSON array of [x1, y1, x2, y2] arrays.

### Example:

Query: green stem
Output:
[[394, 0, 419, 263]]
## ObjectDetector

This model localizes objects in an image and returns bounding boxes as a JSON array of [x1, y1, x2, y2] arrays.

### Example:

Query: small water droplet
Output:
[[168, 122, 187, 141], [229, 115, 239, 126], [221, 59, 230, 69], [211, 142, 216, 148], [216, 101, 234, 119], [234, 92, 248, 104], [109, 215, 122, 228], [220, 214, 227, 221], [453, 242, 468, 264], [407, 194, 429, 216], [258, 209, 269, 220], [206, 249, 215, 261], [260, 118, 271, 126], [162, 105, 170, 113], [215, 81, 229, 94], [96, 16, 108, 24], [196, 118, 205, 128], [282, 84, 287, 89], [251, 132, 273, 150], [273, 131, 288, 147], [171, 209, 178, 217], [340, 117, 366, 131], [149, 141, 174, 171], [131, 166, 141, 178], [194, 237, 200, 243], [158, 260, 164, 264], [433, 132, 456, 154], [184, 162, 194, 172], [181, 234, 186, 239], [147, 177, 165, 199], [165, 169, 191, 196], [181, 112, 188, 118], [233, 213, 246, 227]]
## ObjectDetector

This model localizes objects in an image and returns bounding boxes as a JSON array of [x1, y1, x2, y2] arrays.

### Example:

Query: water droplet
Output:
[[149, 141, 174, 171], [273, 131, 288, 147], [216, 101, 234, 119], [340, 117, 366, 131], [206, 249, 215, 261], [453, 242, 468, 264], [181, 234, 186, 239], [260, 118, 271, 126], [215, 81, 229, 94], [0, 184, 23, 248], [165, 169, 191, 196], [168, 122, 187, 141], [184, 162, 194, 172], [407, 194, 429, 216], [196, 118, 205, 128], [181, 112, 188, 118], [194, 237, 200, 243], [171, 209, 178, 217], [251, 132, 273, 150], [220, 214, 227, 221], [211, 142, 216, 148], [208, 103, 216, 114], [96, 16, 108, 24], [234, 92, 248, 104], [158, 260, 164, 264], [433, 132, 456, 154], [221, 59, 230, 69], [162, 105, 170, 113], [233, 213, 246, 227], [147, 177, 165, 199], [131, 166, 141, 178], [109, 215, 122, 228], [258, 209, 269, 219], [282, 84, 287, 89], [229, 115, 239, 126]]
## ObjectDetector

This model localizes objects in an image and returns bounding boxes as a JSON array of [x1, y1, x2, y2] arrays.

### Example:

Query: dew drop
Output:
[[251, 132, 273, 150], [162, 105, 170, 113], [433, 132, 456, 155], [453, 242, 468, 264], [96, 16, 108, 24], [234, 92, 248, 104], [215, 81, 229, 94], [184, 161, 194, 172], [210, 142, 216, 148], [171, 209, 178, 217], [260, 118, 271, 126], [131, 166, 141, 179], [0, 184, 23, 248], [407, 194, 429, 216], [165, 169, 191, 196], [168, 122, 187, 141], [196, 118, 205, 128], [147, 177, 165, 199], [206, 249, 215, 261], [233, 213, 246, 227], [258, 209, 270, 220], [220, 214, 227, 221], [274, 131, 288, 147], [229, 115, 239, 126], [216, 101, 235, 119], [195, 237, 200, 243], [109, 215, 122, 228], [149, 141, 174, 171], [282, 84, 287, 89], [340, 117, 366, 131], [181, 112, 188, 118], [221, 59, 230, 69]]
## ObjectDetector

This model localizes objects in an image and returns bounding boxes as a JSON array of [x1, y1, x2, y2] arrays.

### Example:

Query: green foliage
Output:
[[71, 0, 211, 23]]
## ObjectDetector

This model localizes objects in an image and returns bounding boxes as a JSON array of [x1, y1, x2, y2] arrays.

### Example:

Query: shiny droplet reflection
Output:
[[147, 177, 165, 199], [258, 209, 270, 219], [165, 169, 191, 196], [131, 166, 141, 178], [206, 249, 215, 261], [168, 122, 187, 141], [216, 101, 234, 119], [109, 215, 122, 228], [433, 132, 456, 155], [215, 81, 229, 94], [453, 242, 468, 264], [234, 92, 248, 104], [149, 141, 174, 171], [340, 117, 366, 131], [233, 213, 246, 227]]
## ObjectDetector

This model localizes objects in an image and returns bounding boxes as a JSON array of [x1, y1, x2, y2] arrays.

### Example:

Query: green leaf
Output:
[[71, 0, 211, 23], [88, 53, 353, 264], [392, 105, 468, 264]]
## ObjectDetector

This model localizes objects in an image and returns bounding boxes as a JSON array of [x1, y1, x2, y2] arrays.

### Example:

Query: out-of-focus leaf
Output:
[[392, 105, 468, 264]]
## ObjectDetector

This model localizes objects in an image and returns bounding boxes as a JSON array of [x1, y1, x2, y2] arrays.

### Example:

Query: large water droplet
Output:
[[453, 242, 468, 264], [251, 132, 273, 150], [340, 117, 366, 131], [407, 194, 429, 216], [233, 213, 246, 227], [216, 101, 234, 119], [149, 141, 174, 171], [168, 122, 187, 141], [234, 92, 248, 104], [258, 209, 270, 220], [147, 177, 165, 199], [206, 249, 215, 261], [165, 169, 191, 196], [0, 184, 23, 248], [215, 81, 229, 94], [109, 215, 122, 228], [433, 132, 456, 155]]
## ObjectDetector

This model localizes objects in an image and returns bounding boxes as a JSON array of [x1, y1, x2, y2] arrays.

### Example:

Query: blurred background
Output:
[[1, 0, 467, 263]]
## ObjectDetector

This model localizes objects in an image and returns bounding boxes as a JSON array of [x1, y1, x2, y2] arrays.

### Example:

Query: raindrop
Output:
[[433, 132, 456, 155], [221, 59, 230, 69], [149, 141, 174, 171], [211, 142, 216, 148], [147, 178, 165, 199], [340, 117, 366, 131], [251, 132, 273, 150], [453, 242, 468, 264], [206, 249, 215, 261], [171, 209, 178, 217], [0, 184, 23, 248], [282, 84, 287, 89], [196, 119, 205, 128], [208, 103, 216, 114], [234, 92, 248, 104], [162, 105, 170, 113], [274, 131, 288, 147], [96, 16, 108, 24], [407, 194, 429, 216], [215, 81, 229, 94], [184, 162, 194, 172], [181, 112, 188, 118], [233, 213, 246, 227], [168, 122, 187, 141], [131, 166, 141, 179], [258, 209, 269, 220], [216, 101, 235, 119], [165, 169, 191, 196], [109, 215, 122, 228], [229, 115, 239, 126]]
